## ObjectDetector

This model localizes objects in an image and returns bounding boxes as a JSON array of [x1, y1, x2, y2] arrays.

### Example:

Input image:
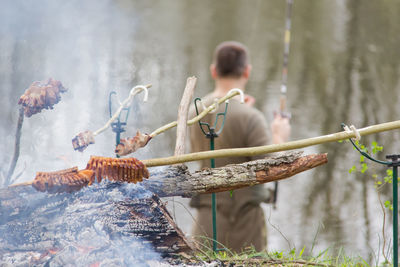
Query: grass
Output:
[[187, 243, 379, 266]]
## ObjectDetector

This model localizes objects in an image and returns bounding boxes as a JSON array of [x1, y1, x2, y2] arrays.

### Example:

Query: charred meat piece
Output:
[[115, 131, 152, 156], [18, 78, 68, 117], [72, 130, 95, 152]]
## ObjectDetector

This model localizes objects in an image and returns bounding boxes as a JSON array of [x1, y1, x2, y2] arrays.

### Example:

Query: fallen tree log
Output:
[[142, 151, 328, 197]]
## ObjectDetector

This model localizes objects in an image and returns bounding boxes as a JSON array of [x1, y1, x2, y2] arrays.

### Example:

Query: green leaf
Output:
[[299, 246, 305, 258], [349, 166, 357, 174], [359, 155, 365, 163], [361, 163, 368, 173], [384, 200, 393, 210]]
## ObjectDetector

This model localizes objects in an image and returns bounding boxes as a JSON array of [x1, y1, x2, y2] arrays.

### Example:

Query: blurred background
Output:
[[1, 0, 400, 264]]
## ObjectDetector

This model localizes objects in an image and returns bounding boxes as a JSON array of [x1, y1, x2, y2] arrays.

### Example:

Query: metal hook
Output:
[[226, 88, 245, 104], [194, 97, 229, 138]]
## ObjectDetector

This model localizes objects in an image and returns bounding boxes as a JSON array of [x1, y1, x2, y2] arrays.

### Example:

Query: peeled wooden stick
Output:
[[72, 84, 151, 152], [141, 120, 400, 167], [149, 89, 241, 138]]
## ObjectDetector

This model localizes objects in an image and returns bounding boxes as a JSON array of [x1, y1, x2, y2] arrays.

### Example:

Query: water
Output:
[[0, 0, 400, 263]]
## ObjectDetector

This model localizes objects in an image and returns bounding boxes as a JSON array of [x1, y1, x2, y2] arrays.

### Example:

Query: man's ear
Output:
[[210, 64, 218, 79], [243, 64, 252, 79]]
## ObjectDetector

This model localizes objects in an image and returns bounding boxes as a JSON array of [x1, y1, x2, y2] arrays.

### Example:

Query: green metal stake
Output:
[[209, 128, 218, 252], [387, 155, 400, 267], [342, 124, 399, 266], [194, 98, 229, 252]]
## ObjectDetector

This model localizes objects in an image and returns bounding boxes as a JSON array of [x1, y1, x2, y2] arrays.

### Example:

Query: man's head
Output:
[[211, 41, 251, 80]]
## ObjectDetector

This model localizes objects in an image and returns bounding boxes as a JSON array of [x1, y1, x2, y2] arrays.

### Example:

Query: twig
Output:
[[377, 188, 389, 263], [5, 107, 24, 186], [149, 89, 241, 138], [143, 120, 400, 167]]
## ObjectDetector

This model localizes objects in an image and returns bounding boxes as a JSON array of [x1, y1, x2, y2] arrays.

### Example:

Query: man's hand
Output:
[[244, 94, 256, 106], [271, 113, 291, 144]]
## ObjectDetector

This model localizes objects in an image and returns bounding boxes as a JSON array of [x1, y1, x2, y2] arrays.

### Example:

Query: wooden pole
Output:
[[143, 120, 400, 167], [174, 77, 196, 156], [5, 107, 24, 186]]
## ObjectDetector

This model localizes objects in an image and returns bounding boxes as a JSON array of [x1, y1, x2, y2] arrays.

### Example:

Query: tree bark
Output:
[[142, 151, 328, 197]]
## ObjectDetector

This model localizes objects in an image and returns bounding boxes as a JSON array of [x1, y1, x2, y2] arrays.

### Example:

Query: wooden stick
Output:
[[142, 152, 328, 197], [5, 107, 24, 186], [174, 77, 197, 156], [93, 84, 152, 136], [149, 90, 240, 138], [142, 120, 400, 167]]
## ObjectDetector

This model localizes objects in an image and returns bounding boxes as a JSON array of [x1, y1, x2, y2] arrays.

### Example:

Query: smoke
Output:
[[0, 0, 147, 183], [0, 181, 168, 265]]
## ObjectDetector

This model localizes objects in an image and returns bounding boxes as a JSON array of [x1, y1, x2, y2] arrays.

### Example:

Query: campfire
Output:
[[0, 182, 192, 265], [1, 78, 329, 265]]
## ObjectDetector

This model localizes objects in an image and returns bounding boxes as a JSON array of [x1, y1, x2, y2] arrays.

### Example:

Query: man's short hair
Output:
[[213, 41, 249, 78]]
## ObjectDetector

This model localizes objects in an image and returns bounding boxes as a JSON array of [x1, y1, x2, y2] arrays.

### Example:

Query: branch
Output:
[[5, 107, 24, 186], [174, 76, 196, 156], [142, 151, 328, 197]]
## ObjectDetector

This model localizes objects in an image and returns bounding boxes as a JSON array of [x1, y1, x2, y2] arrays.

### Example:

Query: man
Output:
[[189, 41, 290, 252]]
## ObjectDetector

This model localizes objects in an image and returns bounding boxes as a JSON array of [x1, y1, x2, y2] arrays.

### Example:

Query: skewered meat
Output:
[[30, 157, 149, 193], [115, 131, 152, 156], [72, 130, 95, 152], [18, 78, 67, 117], [32, 167, 93, 193], [85, 156, 149, 184]]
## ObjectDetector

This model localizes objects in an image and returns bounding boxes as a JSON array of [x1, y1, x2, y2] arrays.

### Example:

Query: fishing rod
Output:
[[273, 0, 294, 208]]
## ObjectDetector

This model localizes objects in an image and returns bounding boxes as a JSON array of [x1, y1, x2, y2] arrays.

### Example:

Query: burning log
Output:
[[141, 151, 328, 197], [0, 151, 326, 264], [0, 183, 193, 265], [18, 78, 67, 117]]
